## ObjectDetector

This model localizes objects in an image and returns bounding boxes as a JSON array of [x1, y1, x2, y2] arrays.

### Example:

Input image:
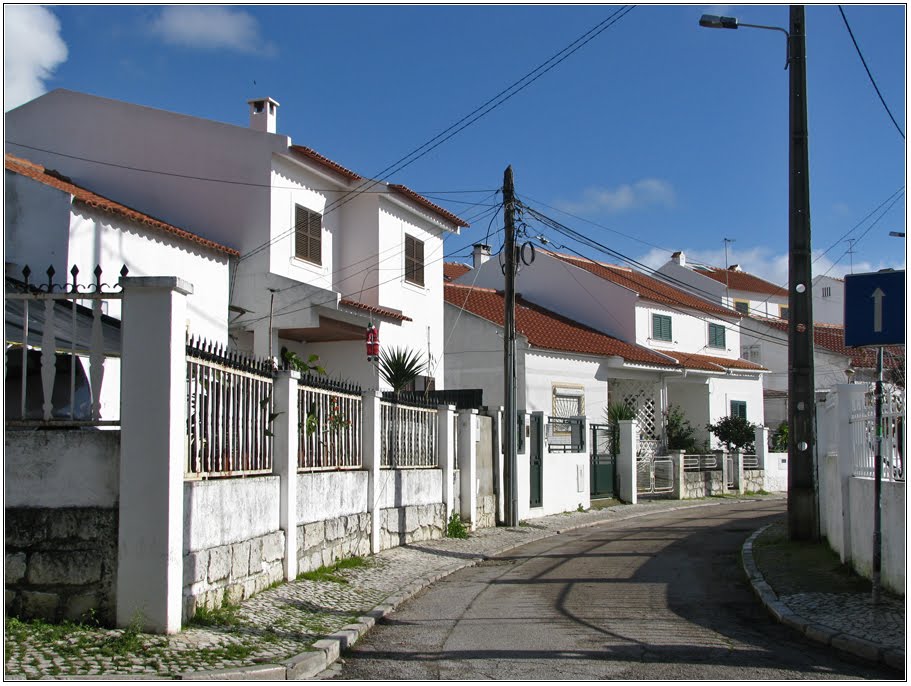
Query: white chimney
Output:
[[729, 264, 742, 272], [671, 251, 686, 267], [473, 244, 492, 269], [248, 97, 280, 134]]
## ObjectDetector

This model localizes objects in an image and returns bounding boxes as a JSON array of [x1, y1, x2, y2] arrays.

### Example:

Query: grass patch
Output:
[[446, 511, 469, 539], [188, 601, 243, 628], [298, 555, 369, 583]]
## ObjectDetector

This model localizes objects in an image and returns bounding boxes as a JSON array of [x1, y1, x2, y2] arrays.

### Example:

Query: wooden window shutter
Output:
[[405, 234, 424, 286], [295, 205, 322, 265]]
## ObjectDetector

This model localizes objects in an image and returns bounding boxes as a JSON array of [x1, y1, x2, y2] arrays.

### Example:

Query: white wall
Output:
[[444, 304, 510, 409], [5, 170, 73, 271], [5, 430, 120, 507], [184, 476, 281, 552], [811, 275, 844, 325], [847, 477, 905, 594], [375, 468, 444, 509], [539, 448, 590, 516], [297, 471, 368, 524], [524, 350, 608, 426], [708, 375, 766, 435], [634, 303, 741, 359]]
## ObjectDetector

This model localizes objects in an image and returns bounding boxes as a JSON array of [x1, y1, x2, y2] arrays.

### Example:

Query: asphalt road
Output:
[[323, 499, 895, 681]]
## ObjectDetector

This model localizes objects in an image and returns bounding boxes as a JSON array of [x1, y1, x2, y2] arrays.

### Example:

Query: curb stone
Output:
[[741, 524, 903, 672]]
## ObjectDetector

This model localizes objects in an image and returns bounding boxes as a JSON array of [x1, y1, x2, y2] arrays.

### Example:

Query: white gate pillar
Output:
[[362, 391, 382, 554], [438, 405, 456, 520], [117, 276, 192, 634], [458, 409, 479, 531], [836, 383, 869, 564], [273, 370, 299, 581], [617, 419, 638, 504]]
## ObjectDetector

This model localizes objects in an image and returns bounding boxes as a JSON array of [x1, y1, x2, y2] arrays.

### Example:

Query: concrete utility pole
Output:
[[502, 166, 519, 527], [786, 5, 819, 541]]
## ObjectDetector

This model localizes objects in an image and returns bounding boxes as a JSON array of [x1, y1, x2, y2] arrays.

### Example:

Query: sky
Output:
[[4, 3, 907, 288]]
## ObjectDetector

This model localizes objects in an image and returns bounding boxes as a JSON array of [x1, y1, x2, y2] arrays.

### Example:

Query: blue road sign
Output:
[[844, 269, 905, 347]]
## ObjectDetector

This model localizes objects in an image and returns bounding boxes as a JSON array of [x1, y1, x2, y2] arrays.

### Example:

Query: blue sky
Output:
[[4, 4, 906, 285]]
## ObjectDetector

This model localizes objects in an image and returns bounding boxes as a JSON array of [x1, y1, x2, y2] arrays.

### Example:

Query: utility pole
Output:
[[787, 5, 819, 541], [502, 166, 519, 527]]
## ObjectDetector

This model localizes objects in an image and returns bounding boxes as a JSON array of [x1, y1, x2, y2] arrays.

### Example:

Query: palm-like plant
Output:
[[605, 401, 636, 457], [377, 346, 425, 395]]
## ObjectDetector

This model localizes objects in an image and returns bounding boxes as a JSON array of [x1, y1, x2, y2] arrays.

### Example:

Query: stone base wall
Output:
[[742, 469, 764, 492], [682, 470, 725, 499], [182, 530, 285, 620], [379, 502, 446, 551], [477, 494, 496, 530], [297, 513, 371, 574], [5, 507, 117, 625]]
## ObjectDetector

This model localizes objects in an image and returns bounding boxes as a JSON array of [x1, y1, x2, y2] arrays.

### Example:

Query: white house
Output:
[[5, 89, 468, 390], [5, 153, 238, 422], [447, 247, 766, 450]]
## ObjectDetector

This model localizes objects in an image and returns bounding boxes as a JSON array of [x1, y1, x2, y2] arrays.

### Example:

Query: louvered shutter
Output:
[[405, 234, 424, 286], [295, 205, 322, 265]]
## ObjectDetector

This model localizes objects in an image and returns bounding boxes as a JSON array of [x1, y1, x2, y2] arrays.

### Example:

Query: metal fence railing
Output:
[[186, 337, 274, 478], [381, 399, 438, 468], [850, 390, 904, 482], [298, 377, 362, 471], [683, 454, 720, 471], [547, 416, 586, 453], [742, 454, 760, 469]]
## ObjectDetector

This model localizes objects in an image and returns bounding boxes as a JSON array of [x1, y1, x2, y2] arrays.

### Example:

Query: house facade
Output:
[[5, 89, 468, 390], [447, 248, 766, 451]]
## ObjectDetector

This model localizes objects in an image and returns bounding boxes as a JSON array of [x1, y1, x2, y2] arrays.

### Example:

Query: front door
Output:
[[529, 413, 543, 508], [590, 423, 615, 498]]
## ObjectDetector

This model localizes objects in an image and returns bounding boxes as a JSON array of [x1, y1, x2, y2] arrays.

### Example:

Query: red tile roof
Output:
[[695, 266, 788, 297], [444, 262, 471, 282], [388, 184, 470, 228], [289, 145, 362, 181], [5, 153, 239, 257], [547, 251, 737, 318], [445, 283, 677, 368], [339, 298, 412, 322], [752, 317, 905, 370]]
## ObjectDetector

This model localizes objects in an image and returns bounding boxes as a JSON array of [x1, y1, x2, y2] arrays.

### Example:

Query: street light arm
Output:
[[699, 14, 790, 69]]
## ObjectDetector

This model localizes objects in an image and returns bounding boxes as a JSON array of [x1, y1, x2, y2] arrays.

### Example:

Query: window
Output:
[[822, 286, 832, 298], [552, 385, 585, 418], [652, 314, 672, 342], [294, 205, 322, 265], [779, 305, 789, 319], [730, 400, 747, 420], [742, 344, 761, 364], [405, 234, 424, 286], [708, 323, 726, 349], [734, 300, 750, 315]]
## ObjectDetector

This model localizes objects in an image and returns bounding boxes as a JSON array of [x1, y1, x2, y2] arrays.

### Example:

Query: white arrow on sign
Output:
[[872, 287, 885, 333]]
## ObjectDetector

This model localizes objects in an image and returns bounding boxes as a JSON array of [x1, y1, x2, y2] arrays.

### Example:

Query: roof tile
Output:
[[695, 266, 788, 297]]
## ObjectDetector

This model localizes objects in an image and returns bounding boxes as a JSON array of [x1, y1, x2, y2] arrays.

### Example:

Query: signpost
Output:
[[844, 269, 905, 603]]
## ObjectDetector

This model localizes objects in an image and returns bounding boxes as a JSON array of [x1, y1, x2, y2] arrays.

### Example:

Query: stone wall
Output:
[[682, 470, 724, 499], [477, 494, 497, 529], [297, 513, 372, 573], [183, 531, 285, 618], [380, 503, 446, 550], [742, 469, 764, 492], [5, 508, 117, 625]]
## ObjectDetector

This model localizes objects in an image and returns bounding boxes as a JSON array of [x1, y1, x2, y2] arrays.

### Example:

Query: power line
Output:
[[837, 5, 905, 140]]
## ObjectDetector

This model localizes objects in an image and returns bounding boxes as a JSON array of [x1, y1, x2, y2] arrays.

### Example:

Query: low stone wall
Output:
[[742, 469, 764, 492], [5, 507, 118, 625], [380, 502, 446, 550], [477, 494, 497, 529], [183, 531, 285, 618], [297, 513, 371, 573], [682, 470, 724, 499]]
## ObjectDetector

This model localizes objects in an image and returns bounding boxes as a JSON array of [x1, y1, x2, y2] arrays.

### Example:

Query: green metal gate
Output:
[[529, 413, 543, 507], [590, 424, 616, 498]]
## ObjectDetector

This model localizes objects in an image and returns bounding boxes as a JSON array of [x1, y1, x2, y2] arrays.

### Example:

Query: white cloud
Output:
[[4, 5, 68, 111], [556, 179, 675, 215], [636, 245, 897, 288], [149, 7, 275, 56]]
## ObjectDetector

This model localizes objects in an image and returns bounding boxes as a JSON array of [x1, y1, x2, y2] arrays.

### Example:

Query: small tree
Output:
[[771, 422, 788, 452], [605, 401, 636, 457], [664, 404, 697, 453], [377, 346, 425, 395], [707, 415, 756, 452]]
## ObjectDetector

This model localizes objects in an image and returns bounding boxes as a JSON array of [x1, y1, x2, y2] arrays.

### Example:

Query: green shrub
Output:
[[446, 511, 468, 539], [665, 404, 697, 452], [707, 415, 756, 452]]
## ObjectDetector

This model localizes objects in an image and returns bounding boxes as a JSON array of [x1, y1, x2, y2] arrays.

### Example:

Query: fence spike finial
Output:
[[120, 265, 129, 279], [46, 265, 56, 290], [22, 265, 31, 285], [70, 265, 79, 291]]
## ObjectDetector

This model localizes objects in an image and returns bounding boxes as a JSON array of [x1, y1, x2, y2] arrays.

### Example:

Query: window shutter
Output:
[[294, 205, 322, 265], [405, 234, 424, 286]]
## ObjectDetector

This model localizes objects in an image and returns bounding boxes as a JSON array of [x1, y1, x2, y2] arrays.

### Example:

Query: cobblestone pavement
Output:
[[5, 495, 903, 679]]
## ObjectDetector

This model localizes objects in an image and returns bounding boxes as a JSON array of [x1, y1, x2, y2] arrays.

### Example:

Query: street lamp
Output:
[[700, 7, 819, 542]]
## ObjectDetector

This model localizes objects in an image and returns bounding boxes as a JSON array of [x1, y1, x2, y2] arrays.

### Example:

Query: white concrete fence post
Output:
[[732, 449, 744, 494], [671, 449, 686, 499], [438, 404, 456, 521], [836, 383, 869, 565], [272, 370, 299, 581], [754, 426, 770, 492], [458, 409, 479, 531], [485, 407, 506, 524], [718, 449, 729, 493], [617, 419, 639, 505], [362, 391, 382, 555], [116, 276, 192, 634]]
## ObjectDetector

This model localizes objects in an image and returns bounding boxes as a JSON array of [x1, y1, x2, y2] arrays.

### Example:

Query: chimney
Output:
[[671, 251, 686, 267], [248, 97, 280, 134], [729, 264, 742, 272], [473, 244, 492, 270]]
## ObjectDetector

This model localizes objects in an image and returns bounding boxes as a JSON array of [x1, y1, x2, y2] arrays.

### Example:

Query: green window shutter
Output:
[[730, 401, 747, 419], [708, 323, 726, 348], [652, 314, 672, 341]]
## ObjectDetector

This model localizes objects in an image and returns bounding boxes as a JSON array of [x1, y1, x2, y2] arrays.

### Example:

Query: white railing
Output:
[[298, 379, 362, 471], [742, 454, 760, 469], [850, 391, 904, 482], [5, 265, 123, 427], [186, 338, 274, 478], [683, 454, 720, 471], [381, 399, 438, 468]]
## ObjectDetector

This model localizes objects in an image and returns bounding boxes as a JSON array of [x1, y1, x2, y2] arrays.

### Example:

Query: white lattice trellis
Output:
[[609, 379, 659, 439]]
